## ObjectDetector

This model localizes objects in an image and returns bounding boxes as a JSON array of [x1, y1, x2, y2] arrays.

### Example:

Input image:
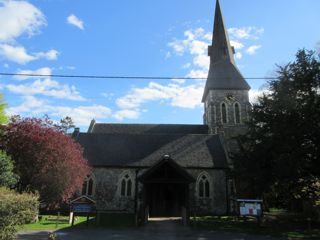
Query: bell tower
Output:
[[203, 0, 251, 141]]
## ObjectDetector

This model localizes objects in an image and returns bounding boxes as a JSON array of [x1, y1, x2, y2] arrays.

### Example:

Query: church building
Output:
[[73, 0, 250, 225]]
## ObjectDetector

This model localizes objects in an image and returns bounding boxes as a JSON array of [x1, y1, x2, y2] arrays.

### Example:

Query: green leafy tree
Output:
[[0, 94, 8, 124], [0, 151, 18, 187], [0, 95, 17, 187], [233, 49, 320, 209]]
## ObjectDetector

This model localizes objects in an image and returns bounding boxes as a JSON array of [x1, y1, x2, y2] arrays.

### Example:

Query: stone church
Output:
[[73, 0, 250, 225]]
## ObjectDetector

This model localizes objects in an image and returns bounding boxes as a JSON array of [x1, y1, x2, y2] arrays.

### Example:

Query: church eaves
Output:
[[202, 0, 250, 102]]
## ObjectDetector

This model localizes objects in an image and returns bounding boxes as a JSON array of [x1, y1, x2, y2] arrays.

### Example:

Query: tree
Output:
[[0, 151, 18, 188], [0, 95, 17, 188], [233, 50, 320, 209], [0, 117, 90, 206], [0, 187, 39, 240], [56, 116, 75, 133], [0, 94, 8, 124]]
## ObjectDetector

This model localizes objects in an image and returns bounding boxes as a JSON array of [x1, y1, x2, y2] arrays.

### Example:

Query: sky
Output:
[[0, 0, 320, 129]]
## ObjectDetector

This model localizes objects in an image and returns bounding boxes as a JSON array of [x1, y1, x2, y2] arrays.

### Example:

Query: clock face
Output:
[[226, 93, 235, 101]]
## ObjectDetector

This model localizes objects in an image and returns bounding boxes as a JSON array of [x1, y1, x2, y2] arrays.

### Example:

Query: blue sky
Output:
[[0, 0, 320, 129]]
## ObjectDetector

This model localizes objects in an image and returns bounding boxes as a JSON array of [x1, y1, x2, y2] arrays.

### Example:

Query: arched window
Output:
[[221, 102, 228, 123], [82, 175, 95, 197], [119, 173, 133, 197], [197, 173, 210, 198], [211, 105, 216, 124], [234, 102, 241, 124]]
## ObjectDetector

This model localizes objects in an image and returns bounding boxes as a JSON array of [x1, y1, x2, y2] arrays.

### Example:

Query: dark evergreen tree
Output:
[[233, 50, 320, 209]]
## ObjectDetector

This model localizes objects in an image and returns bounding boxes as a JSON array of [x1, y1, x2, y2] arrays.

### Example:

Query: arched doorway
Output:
[[139, 156, 195, 220]]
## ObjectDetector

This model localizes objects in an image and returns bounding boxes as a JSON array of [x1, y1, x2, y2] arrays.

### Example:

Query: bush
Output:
[[0, 187, 39, 240], [0, 151, 18, 188]]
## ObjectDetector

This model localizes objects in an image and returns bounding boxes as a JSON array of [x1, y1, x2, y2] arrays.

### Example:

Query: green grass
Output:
[[19, 215, 95, 231], [191, 214, 320, 239]]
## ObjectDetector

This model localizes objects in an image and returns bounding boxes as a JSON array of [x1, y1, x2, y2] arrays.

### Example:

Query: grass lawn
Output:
[[19, 214, 95, 231], [191, 210, 320, 239]]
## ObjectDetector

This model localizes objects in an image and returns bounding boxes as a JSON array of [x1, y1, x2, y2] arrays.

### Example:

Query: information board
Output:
[[237, 199, 263, 217], [72, 204, 93, 213]]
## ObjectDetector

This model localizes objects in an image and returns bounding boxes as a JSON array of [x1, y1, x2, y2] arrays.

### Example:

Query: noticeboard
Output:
[[72, 204, 94, 213], [237, 199, 263, 217], [70, 195, 95, 213]]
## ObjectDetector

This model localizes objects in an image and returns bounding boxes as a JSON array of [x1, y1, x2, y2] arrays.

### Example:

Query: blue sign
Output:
[[72, 204, 93, 213]]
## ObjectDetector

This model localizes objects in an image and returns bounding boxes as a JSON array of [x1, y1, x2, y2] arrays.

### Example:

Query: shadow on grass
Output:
[[190, 215, 320, 240]]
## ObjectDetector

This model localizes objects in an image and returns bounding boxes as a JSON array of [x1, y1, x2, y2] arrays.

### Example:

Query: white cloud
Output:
[[0, 0, 46, 42], [67, 14, 84, 30], [52, 105, 111, 126], [116, 81, 203, 110], [230, 40, 244, 50], [186, 69, 207, 79], [113, 109, 140, 121], [35, 49, 59, 60], [0, 44, 59, 64], [6, 78, 85, 101], [14, 67, 52, 80], [235, 52, 242, 59], [228, 27, 264, 40], [246, 45, 261, 55], [193, 54, 209, 70], [6, 95, 48, 115], [168, 28, 211, 75], [7, 96, 112, 126], [249, 89, 271, 103], [0, 44, 35, 64], [0, 2, 59, 64]]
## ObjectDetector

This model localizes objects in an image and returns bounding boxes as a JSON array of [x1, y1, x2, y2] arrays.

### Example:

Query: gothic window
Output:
[[221, 102, 228, 123], [82, 175, 95, 197], [212, 105, 216, 124], [234, 102, 241, 124], [197, 173, 210, 198], [120, 173, 133, 197]]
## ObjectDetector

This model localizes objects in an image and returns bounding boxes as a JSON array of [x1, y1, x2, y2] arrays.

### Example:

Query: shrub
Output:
[[0, 187, 39, 240]]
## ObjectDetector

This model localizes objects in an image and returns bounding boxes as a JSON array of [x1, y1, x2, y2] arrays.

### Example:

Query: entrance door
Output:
[[146, 183, 186, 217], [139, 156, 195, 220]]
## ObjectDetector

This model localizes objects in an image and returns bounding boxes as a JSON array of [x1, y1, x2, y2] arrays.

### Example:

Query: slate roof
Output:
[[75, 131, 228, 169], [89, 123, 209, 135]]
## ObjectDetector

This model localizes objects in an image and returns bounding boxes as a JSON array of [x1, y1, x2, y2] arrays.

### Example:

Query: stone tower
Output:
[[203, 0, 251, 144]]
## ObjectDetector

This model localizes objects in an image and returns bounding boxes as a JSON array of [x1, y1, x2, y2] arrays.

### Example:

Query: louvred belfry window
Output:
[[221, 103, 227, 123], [234, 102, 241, 124]]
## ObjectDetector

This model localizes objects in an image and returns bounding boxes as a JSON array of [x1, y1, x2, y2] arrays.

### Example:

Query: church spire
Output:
[[202, 0, 250, 102], [209, 0, 235, 64]]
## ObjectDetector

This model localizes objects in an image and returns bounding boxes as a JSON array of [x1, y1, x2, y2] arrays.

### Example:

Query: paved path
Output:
[[18, 220, 283, 240]]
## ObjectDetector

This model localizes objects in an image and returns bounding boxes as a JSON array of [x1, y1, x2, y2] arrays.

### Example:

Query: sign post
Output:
[[70, 196, 95, 227]]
